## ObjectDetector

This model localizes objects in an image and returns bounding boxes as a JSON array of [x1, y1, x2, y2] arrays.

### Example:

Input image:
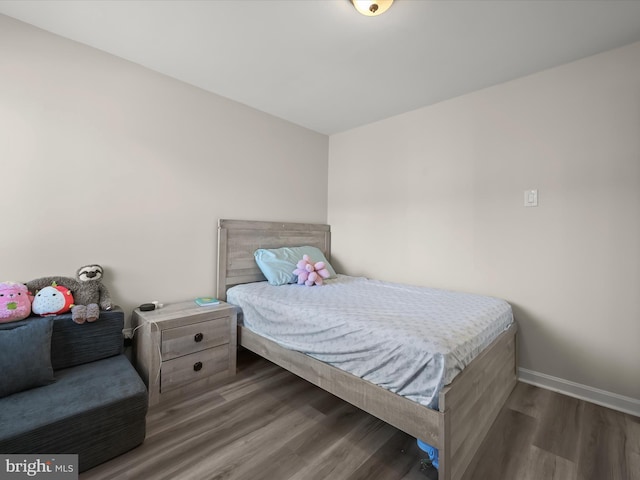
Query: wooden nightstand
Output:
[[132, 300, 237, 407]]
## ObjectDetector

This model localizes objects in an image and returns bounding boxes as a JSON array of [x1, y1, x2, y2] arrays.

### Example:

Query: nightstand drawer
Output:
[[160, 345, 229, 393], [161, 316, 231, 360]]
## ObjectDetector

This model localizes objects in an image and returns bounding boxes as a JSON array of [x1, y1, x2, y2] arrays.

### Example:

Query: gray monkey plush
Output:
[[26, 264, 113, 324]]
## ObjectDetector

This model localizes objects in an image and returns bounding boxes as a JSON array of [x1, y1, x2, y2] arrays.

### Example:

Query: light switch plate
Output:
[[524, 189, 538, 207]]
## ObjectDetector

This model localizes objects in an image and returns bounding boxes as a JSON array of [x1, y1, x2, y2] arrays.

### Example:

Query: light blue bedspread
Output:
[[228, 275, 513, 409]]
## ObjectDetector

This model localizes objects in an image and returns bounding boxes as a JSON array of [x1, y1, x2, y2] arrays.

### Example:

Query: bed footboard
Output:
[[440, 323, 517, 480]]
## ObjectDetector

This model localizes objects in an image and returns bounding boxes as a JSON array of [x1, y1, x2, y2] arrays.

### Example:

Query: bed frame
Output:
[[217, 219, 517, 480]]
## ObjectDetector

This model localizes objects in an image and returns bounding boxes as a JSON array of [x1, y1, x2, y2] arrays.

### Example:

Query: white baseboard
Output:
[[518, 368, 640, 418]]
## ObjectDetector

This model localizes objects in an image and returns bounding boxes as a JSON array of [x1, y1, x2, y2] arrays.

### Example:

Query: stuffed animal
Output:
[[293, 254, 331, 286], [0, 281, 32, 323], [26, 264, 113, 324], [31, 282, 75, 316]]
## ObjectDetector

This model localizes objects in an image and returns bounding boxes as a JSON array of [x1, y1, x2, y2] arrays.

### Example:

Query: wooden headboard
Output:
[[216, 219, 331, 300]]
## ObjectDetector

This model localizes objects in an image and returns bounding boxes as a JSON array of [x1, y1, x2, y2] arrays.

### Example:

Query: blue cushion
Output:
[[0, 308, 124, 370], [254, 246, 337, 286], [0, 354, 148, 472], [0, 317, 54, 398]]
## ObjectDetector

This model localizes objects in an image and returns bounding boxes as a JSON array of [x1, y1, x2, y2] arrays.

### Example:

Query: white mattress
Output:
[[227, 275, 513, 409]]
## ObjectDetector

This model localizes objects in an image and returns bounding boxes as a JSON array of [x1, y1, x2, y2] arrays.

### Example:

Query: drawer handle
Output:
[[194, 333, 204, 342], [193, 362, 203, 372]]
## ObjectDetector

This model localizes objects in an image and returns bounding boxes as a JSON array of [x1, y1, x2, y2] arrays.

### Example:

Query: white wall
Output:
[[329, 42, 640, 402], [0, 16, 328, 324]]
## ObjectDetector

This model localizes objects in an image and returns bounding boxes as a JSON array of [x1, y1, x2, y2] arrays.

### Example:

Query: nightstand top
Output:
[[133, 300, 237, 324]]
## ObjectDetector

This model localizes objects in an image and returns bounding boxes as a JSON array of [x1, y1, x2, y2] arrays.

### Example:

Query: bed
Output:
[[217, 219, 517, 480]]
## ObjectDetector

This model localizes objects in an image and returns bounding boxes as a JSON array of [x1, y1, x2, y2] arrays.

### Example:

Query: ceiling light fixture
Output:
[[351, 0, 394, 17]]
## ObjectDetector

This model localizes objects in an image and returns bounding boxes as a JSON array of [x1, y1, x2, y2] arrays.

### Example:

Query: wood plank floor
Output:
[[81, 350, 640, 480]]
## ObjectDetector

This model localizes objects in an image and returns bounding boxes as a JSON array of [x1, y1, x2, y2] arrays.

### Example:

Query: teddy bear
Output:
[[0, 281, 32, 323], [293, 254, 331, 286], [26, 264, 113, 324]]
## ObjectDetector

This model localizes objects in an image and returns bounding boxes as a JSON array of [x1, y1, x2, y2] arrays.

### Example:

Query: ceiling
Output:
[[2, 0, 640, 135]]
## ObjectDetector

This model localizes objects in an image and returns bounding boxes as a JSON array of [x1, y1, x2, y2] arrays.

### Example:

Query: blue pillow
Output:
[[254, 246, 337, 286], [0, 317, 54, 398]]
